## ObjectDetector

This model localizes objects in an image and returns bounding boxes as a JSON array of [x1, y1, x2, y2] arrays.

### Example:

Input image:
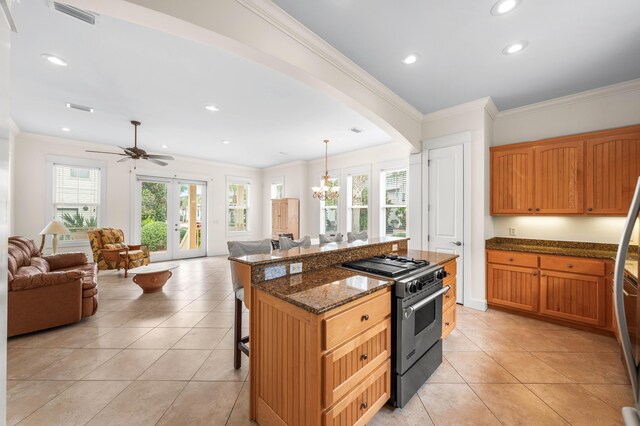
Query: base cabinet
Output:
[[486, 249, 613, 332], [442, 260, 457, 338], [487, 263, 539, 313], [539, 271, 606, 327]]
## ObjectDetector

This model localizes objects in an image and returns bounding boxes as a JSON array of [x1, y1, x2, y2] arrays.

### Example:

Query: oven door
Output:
[[397, 285, 450, 374]]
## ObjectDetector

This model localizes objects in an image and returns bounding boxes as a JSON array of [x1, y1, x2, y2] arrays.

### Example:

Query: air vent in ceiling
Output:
[[52, 2, 97, 25], [66, 102, 94, 113], [349, 127, 363, 134]]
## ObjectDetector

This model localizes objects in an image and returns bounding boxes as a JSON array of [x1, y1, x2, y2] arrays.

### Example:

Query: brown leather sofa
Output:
[[8, 236, 99, 337]]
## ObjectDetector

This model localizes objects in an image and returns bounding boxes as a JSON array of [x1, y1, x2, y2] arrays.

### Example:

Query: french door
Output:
[[136, 176, 207, 261]]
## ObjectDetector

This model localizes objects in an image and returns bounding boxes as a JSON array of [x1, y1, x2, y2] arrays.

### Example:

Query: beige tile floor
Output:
[[6, 256, 632, 425]]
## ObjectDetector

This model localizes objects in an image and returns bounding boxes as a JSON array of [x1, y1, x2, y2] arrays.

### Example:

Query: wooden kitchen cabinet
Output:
[[539, 270, 606, 327], [491, 146, 534, 215], [534, 140, 584, 214], [487, 262, 539, 313], [585, 129, 640, 215], [487, 249, 614, 332], [490, 124, 640, 216], [271, 198, 299, 239], [442, 260, 457, 338]]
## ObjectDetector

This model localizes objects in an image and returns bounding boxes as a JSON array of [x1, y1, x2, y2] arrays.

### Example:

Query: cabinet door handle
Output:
[[528, 208, 533, 212], [508, 258, 514, 261], [361, 314, 369, 321], [567, 264, 573, 268], [535, 208, 540, 212], [445, 322, 450, 326], [360, 353, 368, 361], [360, 402, 368, 410], [587, 208, 593, 212], [533, 272, 538, 276]]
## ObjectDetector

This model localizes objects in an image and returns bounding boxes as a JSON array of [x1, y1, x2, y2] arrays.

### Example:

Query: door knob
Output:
[[450, 241, 462, 246]]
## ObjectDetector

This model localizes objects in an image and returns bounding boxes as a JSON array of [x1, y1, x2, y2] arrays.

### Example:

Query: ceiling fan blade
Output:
[[86, 150, 126, 156], [146, 154, 175, 160], [147, 158, 168, 166], [117, 157, 130, 163]]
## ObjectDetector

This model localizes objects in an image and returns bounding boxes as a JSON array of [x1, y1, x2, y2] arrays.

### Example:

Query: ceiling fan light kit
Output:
[[85, 120, 175, 166]]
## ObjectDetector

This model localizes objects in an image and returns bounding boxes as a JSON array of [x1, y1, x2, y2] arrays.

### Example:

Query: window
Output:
[[270, 177, 284, 199], [319, 177, 339, 234], [50, 162, 103, 242], [227, 178, 250, 233], [347, 173, 369, 233], [381, 169, 408, 237]]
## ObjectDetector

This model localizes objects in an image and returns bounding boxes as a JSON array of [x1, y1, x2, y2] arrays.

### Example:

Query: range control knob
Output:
[[407, 281, 417, 294], [417, 280, 424, 291], [435, 270, 447, 280]]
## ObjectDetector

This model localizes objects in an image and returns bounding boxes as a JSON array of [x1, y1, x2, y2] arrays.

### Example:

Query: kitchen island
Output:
[[229, 238, 458, 426]]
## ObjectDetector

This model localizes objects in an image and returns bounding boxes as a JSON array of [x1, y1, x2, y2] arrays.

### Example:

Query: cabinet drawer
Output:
[[540, 255, 605, 276], [444, 261, 457, 283], [323, 319, 390, 408], [323, 360, 390, 426], [442, 304, 456, 338], [443, 278, 457, 311], [324, 292, 391, 350], [487, 250, 538, 268]]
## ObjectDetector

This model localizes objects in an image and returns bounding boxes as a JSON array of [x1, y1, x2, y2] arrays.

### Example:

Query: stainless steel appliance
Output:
[[615, 177, 640, 425], [342, 255, 449, 407]]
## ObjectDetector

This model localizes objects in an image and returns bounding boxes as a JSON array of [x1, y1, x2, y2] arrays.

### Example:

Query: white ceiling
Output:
[[9, 0, 392, 168], [272, 0, 640, 113]]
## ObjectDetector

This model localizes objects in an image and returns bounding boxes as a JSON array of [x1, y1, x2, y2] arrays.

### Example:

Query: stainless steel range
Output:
[[342, 254, 450, 407]]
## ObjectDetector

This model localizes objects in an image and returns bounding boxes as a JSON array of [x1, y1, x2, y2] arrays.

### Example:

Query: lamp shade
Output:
[[40, 220, 70, 235]]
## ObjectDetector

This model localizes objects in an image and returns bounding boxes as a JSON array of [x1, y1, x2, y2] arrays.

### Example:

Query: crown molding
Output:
[[497, 78, 640, 118], [235, 0, 424, 123], [422, 96, 497, 123]]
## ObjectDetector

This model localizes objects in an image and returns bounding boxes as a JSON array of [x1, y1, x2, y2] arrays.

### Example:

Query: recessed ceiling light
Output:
[[41, 53, 68, 66], [222, 140, 230, 144], [61, 127, 71, 132], [205, 105, 219, 112], [161, 144, 168, 148], [402, 54, 418, 65], [491, 0, 522, 15], [502, 41, 529, 55]]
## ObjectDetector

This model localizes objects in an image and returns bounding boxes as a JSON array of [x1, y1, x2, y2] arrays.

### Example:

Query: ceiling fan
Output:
[[86, 120, 175, 166]]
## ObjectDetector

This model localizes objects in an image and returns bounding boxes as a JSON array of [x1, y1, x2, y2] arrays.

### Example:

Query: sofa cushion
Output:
[[8, 237, 43, 280], [10, 270, 84, 291], [44, 252, 88, 271], [59, 263, 98, 289]]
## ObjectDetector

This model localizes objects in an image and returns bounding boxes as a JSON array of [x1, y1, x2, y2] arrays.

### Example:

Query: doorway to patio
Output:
[[134, 176, 207, 261]]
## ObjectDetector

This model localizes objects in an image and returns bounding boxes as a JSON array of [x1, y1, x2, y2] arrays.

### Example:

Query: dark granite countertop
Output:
[[486, 237, 638, 261], [253, 250, 458, 314], [230, 237, 408, 265]]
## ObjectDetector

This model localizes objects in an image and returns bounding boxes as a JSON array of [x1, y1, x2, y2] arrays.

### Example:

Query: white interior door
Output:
[[427, 145, 464, 304], [136, 176, 207, 262]]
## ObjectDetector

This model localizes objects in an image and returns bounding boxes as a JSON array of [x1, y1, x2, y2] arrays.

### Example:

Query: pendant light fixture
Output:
[[312, 139, 340, 201]]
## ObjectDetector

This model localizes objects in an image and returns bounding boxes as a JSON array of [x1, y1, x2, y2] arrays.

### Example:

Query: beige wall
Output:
[[492, 79, 640, 243], [12, 132, 263, 257]]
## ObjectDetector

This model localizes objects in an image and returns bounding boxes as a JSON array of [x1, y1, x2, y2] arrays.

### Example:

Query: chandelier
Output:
[[312, 140, 340, 201]]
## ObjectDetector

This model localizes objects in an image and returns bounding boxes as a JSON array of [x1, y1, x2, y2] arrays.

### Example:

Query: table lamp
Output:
[[39, 220, 70, 254]]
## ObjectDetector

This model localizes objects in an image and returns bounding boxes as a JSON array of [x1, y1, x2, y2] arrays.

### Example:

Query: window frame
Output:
[[379, 167, 408, 238], [270, 176, 285, 200], [319, 171, 340, 235], [345, 166, 371, 235], [45, 155, 107, 248], [226, 176, 252, 236]]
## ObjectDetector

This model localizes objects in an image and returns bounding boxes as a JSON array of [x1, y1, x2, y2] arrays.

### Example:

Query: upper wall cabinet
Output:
[[585, 130, 640, 215], [534, 140, 584, 215], [491, 125, 640, 216], [491, 146, 534, 214]]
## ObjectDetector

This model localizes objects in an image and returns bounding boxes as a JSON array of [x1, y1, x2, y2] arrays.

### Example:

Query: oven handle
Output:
[[403, 285, 451, 319]]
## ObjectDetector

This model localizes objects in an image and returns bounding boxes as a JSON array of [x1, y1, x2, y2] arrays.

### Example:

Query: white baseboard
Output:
[[463, 298, 488, 312]]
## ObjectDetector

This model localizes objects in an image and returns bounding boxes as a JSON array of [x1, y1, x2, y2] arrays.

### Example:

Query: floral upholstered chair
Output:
[[88, 228, 150, 277]]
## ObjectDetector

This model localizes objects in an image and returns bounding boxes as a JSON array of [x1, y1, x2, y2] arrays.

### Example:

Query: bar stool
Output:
[[227, 239, 272, 369], [347, 231, 368, 242]]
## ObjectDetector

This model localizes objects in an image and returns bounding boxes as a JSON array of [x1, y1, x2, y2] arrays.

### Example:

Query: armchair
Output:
[[88, 228, 150, 277]]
